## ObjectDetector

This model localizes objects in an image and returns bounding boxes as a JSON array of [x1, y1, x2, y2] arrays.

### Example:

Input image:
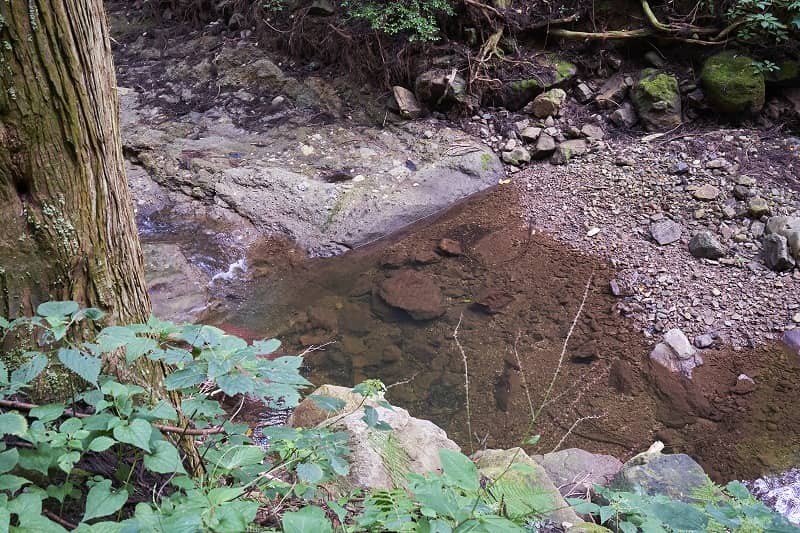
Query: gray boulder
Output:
[[533, 448, 623, 498], [289, 385, 459, 491], [763, 234, 796, 272], [611, 448, 712, 503], [610, 102, 638, 128], [473, 448, 581, 525], [596, 74, 632, 109], [650, 220, 682, 245], [688, 231, 726, 260], [392, 86, 422, 119], [532, 133, 557, 158], [526, 88, 567, 118], [502, 146, 532, 167]]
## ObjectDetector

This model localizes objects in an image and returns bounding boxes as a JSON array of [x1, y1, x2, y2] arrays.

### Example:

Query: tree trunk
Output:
[[0, 0, 150, 325]]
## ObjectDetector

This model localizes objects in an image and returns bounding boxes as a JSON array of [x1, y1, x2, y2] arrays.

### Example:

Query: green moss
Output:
[[480, 153, 493, 171], [368, 431, 411, 488], [509, 78, 544, 93], [766, 60, 800, 85], [552, 59, 577, 84], [700, 52, 765, 113], [637, 69, 679, 103]]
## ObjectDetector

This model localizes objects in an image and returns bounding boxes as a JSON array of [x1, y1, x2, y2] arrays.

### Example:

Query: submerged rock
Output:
[[289, 385, 459, 490], [701, 52, 765, 114], [377, 270, 445, 320]]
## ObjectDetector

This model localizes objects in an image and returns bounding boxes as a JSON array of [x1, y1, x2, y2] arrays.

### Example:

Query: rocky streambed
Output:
[[110, 5, 800, 523]]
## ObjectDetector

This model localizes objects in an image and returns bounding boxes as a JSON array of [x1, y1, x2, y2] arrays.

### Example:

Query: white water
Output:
[[210, 258, 247, 283]]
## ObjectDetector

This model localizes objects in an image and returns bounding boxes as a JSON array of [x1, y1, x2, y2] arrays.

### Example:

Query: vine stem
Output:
[[452, 312, 474, 456]]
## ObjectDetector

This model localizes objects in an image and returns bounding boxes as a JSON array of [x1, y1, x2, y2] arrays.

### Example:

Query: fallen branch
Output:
[[0, 399, 225, 436]]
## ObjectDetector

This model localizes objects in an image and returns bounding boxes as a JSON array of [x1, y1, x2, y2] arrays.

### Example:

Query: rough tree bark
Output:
[[0, 0, 150, 325]]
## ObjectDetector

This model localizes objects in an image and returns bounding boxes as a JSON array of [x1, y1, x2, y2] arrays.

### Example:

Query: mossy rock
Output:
[[567, 523, 613, 533], [700, 52, 765, 113], [765, 60, 800, 87], [497, 57, 577, 111], [631, 69, 682, 132]]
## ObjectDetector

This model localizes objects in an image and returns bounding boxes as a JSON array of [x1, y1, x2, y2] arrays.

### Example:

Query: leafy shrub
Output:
[[568, 483, 798, 532], [727, 0, 800, 45]]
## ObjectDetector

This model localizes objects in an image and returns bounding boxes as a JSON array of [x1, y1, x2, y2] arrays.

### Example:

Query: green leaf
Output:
[[0, 474, 30, 492], [439, 448, 479, 491], [57, 348, 101, 385], [725, 480, 751, 500], [10, 354, 48, 385], [124, 337, 159, 364], [57, 451, 81, 473], [96, 325, 138, 351], [362, 405, 380, 428], [164, 365, 207, 391], [0, 448, 19, 474], [88, 436, 117, 452], [281, 505, 333, 533], [599, 505, 616, 524], [46, 482, 75, 503], [308, 395, 346, 413], [112, 419, 152, 452], [207, 445, 264, 470], [30, 403, 65, 423], [296, 463, 324, 484], [14, 514, 68, 533], [0, 507, 8, 533], [137, 400, 178, 422], [144, 441, 186, 475], [647, 500, 707, 531], [83, 479, 128, 521], [524, 435, 541, 446], [567, 498, 600, 514], [216, 371, 254, 396], [0, 412, 27, 437], [37, 301, 79, 317], [180, 397, 224, 418], [252, 338, 281, 355], [0, 361, 7, 385]]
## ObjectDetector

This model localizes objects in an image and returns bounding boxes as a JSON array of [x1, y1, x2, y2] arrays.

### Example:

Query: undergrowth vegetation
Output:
[[0, 303, 796, 531]]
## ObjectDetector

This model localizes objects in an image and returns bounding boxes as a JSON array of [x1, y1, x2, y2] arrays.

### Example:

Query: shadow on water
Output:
[[146, 186, 800, 483]]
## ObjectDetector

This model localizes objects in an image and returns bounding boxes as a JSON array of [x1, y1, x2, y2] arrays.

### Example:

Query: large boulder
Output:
[[700, 52, 765, 114], [289, 385, 459, 490], [763, 234, 796, 272], [766, 215, 800, 239], [533, 448, 623, 497], [415, 69, 467, 110], [631, 69, 682, 132], [377, 269, 446, 320], [472, 448, 581, 525], [551, 139, 589, 165], [611, 447, 712, 503]]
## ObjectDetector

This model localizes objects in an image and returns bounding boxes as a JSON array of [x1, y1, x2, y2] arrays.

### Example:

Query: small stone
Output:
[[644, 51, 666, 68], [706, 158, 729, 169], [438, 238, 463, 256], [692, 184, 720, 201], [271, 95, 287, 108], [694, 334, 714, 349], [502, 147, 531, 166], [750, 221, 765, 238], [503, 138, 518, 151], [736, 175, 756, 187], [610, 102, 638, 128], [650, 220, 682, 245], [575, 82, 594, 103], [520, 126, 542, 142], [615, 157, 636, 166], [581, 124, 605, 140], [392, 86, 422, 119], [722, 206, 737, 219], [732, 374, 756, 395], [793, 312, 800, 323], [551, 139, 589, 165], [732, 184, 752, 200], [299, 144, 315, 156], [587, 227, 601, 237], [671, 161, 690, 175], [747, 197, 770, 218], [689, 231, 726, 259], [527, 88, 567, 118], [532, 134, 557, 158]]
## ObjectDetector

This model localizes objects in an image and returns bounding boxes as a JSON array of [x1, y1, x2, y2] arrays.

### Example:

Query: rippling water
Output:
[[747, 469, 800, 525]]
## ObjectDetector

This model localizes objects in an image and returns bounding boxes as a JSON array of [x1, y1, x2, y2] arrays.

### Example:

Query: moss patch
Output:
[[700, 52, 765, 113], [637, 69, 679, 103]]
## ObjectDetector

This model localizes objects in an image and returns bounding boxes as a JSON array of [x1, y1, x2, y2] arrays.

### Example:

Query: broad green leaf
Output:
[[144, 441, 186, 475], [124, 337, 159, 363], [164, 366, 207, 391], [207, 445, 264, 470], [252, 338, 281, 355], [439, 448, 479, 491], [37, 301, 79, 317], [0, 507, 8, 533], [646, 500, 707, 531], [525, 435, 541, 446], [10, 354, 48, 385], [362, 405, 380, 428], [281, 505, 333, 533], [77, 307, 106, 321], [46, 482, 75, 503], [57, 348, 101, 385], [216, 372, 254, 396], [0, 448, 18, 474], [207, 486, 244, 506], [59, 417, 82, 435], [137, 400, 178, 422], [0, 474, 30, 491], [178, 324, 225, 347], [57, 451, 81, 473], [18, 444, 56, 475], [7, 491, 42, 517], [14, 513, 68, 533], [296, 463, 324, 484], [180, 397, 224, 418], [599, 505, 616, 524], [213, 500, 259, 532], [112, 419, 152, 452], [88, 436, 117, 452], [726, 480, 751, 500], [29, 403, 65, 423], [0, 412, 27, 437], [0, 360, 7, 385], [83, 479, 128, 521]]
